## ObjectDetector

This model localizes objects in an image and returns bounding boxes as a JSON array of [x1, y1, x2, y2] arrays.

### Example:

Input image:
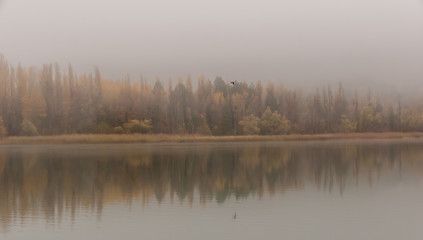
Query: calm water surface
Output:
[[1, 139, 423, 239]]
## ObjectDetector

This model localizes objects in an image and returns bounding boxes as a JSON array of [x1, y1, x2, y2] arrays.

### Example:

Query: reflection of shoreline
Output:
[[1, 132, 423, 144], [0, 142, 423, 231]]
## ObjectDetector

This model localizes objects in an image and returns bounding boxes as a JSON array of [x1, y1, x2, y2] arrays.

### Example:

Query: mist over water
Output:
[[0, 0, 423, 93], [2, 2, 423, 238], [1, 140, 423, 240]]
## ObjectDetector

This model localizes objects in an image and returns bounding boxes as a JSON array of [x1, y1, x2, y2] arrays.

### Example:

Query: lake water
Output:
[[1, 139, 423, 240]]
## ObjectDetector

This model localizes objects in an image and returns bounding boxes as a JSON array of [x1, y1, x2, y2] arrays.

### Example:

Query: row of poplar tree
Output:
[[0, 55, 422, 136]]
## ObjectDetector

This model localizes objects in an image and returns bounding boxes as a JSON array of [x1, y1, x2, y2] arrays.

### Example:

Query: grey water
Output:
[[1, 139, 423, 240]]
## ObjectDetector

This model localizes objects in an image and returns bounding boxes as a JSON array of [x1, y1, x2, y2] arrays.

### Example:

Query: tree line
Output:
[[0, 55, 422, 136]]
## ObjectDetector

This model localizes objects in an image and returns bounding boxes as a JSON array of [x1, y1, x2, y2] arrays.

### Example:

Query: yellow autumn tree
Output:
[[259, 107, 291, 135], [0, 116, 7, 137], [239, 114, 260, 135]]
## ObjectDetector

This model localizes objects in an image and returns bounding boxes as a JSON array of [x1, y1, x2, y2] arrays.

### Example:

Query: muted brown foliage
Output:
[[0, 55, 422, 136]]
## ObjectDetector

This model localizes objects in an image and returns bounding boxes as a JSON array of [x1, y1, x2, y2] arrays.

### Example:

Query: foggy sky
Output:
[[0, 0, 423, 90]]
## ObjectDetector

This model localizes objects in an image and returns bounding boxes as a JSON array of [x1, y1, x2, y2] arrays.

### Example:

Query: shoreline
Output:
[[1, 132, 423, 144]]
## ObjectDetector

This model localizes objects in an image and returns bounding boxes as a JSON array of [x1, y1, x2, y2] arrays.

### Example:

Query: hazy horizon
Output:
[[1, 0, 423, 91]]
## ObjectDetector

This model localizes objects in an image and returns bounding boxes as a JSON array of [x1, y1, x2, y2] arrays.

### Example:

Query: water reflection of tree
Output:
[[1, 141, 423, 230]]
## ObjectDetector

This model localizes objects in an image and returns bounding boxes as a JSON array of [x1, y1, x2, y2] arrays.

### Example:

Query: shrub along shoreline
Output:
[[1, 132, 423, 145]]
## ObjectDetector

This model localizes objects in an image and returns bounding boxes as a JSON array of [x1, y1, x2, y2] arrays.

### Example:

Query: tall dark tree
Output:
[[264, 83, 278, 112]]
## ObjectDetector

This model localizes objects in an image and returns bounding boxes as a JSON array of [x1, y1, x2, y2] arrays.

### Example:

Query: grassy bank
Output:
[[1, 132, 423, 144]]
